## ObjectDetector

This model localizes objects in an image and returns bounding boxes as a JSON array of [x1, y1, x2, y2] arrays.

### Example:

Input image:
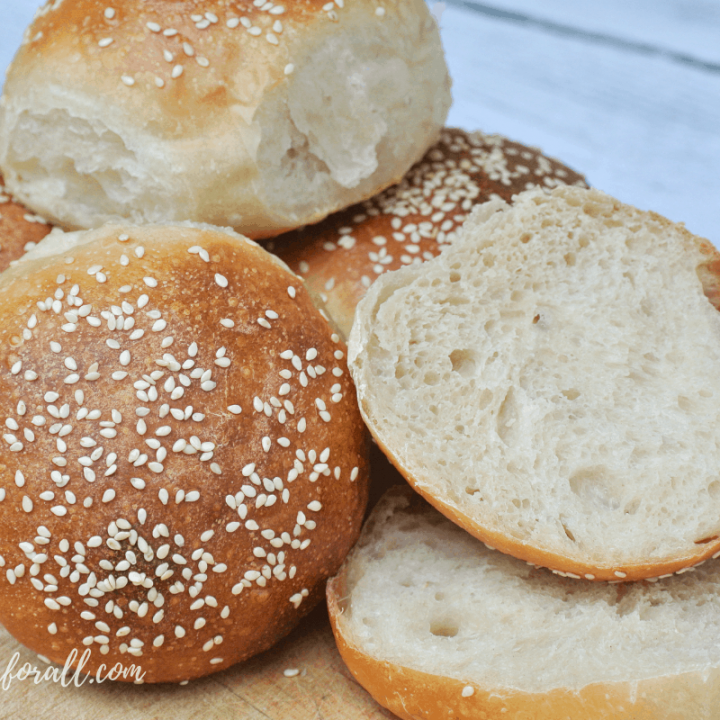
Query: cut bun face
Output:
[[328, 486, 720, 720], [349, 186, 720, 581], [0, 174, 52, 272], [0, 223, 369, 683], [270, 128, 587, 338], [0, 0, 451, 238]]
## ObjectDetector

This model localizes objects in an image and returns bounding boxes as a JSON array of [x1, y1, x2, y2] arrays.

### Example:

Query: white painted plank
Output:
[[0, 1, 37, 82], [438, 2, 720, 244], [449, 0, 720, 65]]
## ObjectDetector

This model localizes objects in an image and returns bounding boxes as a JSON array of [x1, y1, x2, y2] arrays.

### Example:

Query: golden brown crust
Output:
[[0, 224, 369, 683], [0, 175, 52, 272], [269, 128, 588, 338], [16, 0, 315, 131]]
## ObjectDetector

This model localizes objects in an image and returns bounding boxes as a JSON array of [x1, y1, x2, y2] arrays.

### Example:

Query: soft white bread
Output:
[[269, 128, 587, 338], [349, 186, 720, 581], [328, 486, 720, 720], [0, 222, 369, 683], [0, 0, 450, 238]]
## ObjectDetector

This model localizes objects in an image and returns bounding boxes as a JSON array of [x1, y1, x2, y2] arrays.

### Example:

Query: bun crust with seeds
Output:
[[0, 174, 53, 273], [269, 128, 587, 338], [349, 186, 720, 582], [0, 0, 451, 238], [0, 223, 369, 683]]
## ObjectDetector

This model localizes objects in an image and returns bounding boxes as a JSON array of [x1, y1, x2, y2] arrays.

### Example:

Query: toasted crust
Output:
[[269, 128, 587, 338], [0, 174, 52, 272], [0, 0, 450, 237], [327, 486, 720, 720], [348, 187, 720, 581], [0, 223, 369, 683]]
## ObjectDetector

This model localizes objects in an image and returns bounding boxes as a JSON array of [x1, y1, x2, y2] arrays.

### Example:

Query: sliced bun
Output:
[[270, 128, 587, 338], [328, 486, 720, 720], [0, 0, 450, 238], [0, 174, 52, 272], [349, 186, 720, 581], [0, 223, 369, 682]]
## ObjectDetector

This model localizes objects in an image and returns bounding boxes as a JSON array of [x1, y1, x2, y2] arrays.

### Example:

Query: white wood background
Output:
[[2, 0, 720, 244]]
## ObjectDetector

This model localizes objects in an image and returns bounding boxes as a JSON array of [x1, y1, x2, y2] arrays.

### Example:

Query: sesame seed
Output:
[[171, 65, 184, 79], [143, 278, 157, 288], [215, 273, 228, 288], [146, 21, 161, 32], [98, 38, 113, 48], [461, 686, 475, 698], [121, 76, 135, 86]]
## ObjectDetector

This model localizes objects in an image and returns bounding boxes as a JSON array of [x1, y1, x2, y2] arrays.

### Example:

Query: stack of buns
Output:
[[0, 0, 454, 684], [330, 186, 720, 718], [1, 0, 716, 714]]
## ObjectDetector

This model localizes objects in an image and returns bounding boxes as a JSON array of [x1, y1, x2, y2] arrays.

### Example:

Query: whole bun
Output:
[[270, 128, 587, 338], [0, 0, 451, 238], [0, 174, 52, 272], [0, 223, 369, 683]]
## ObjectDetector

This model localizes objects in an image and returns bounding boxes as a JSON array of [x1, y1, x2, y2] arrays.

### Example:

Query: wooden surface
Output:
[[0, 604, 394, 720], [0, 1, 719, 717]]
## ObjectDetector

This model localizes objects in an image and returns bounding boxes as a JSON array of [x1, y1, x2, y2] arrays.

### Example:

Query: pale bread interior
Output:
[[340, 488, 720, 693], [349, 187, 720, 569]]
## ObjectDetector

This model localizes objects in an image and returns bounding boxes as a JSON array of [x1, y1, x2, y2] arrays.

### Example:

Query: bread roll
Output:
[[328, 486, 720, 720], [0, 0, 451, 238], [0, 174, 52, 272], [349, 186, 720, 581], [270, 128, 587, 338], [0, 223, 369, 683]]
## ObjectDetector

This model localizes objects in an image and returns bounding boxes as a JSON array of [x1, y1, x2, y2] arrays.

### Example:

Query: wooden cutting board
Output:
[[0, 603, 395, 720]]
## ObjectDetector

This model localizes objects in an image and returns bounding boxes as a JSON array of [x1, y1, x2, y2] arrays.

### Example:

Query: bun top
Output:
[[0, 0, 451, 237], [0, 174, 52, 272], [0, 223, 369, 683], [348, 186, 720, 581], [270, 129, 587, 338]]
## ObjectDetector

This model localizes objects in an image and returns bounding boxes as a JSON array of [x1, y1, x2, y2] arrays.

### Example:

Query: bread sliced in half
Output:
[[328, 486, 720, 720], [348, 186, 720, 581]]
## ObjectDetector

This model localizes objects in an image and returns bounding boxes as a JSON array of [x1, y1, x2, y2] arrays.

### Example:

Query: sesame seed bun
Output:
[[0, 0, 451, 239], [0, 223, 369, 683], [0, 174, 53, 273], [269, 128, 588, 338]]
